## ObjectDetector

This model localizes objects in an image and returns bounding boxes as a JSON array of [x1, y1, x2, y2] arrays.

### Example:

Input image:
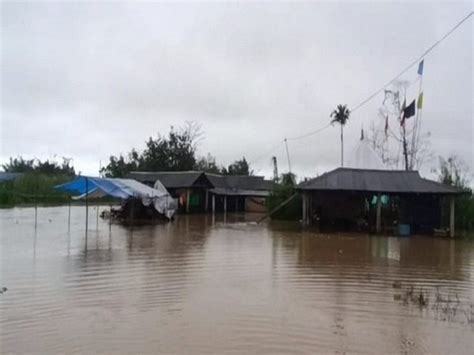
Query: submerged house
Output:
[[128, 171, 273, 213], [206, 174, 273, 213], [297, 168, 463, 237]]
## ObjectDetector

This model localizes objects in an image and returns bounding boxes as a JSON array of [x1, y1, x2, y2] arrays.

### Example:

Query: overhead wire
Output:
[[247, 11, 473, 172], [350, 11, 473, 113]]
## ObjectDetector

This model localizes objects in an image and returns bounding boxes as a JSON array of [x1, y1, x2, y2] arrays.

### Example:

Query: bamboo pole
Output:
[[67, 199, 71, 232], [257, 193, 298, 224], [449, 196, 455, 238], [376, 193, 382, 234], [96, 202, 99, 230], [85, 177, 89, 249]]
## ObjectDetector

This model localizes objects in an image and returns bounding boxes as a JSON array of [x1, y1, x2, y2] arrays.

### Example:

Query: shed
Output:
[[128, 171, 213, 213]]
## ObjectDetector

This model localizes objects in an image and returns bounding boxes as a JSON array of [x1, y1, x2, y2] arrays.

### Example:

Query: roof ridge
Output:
[[336, 167, 419, 173]]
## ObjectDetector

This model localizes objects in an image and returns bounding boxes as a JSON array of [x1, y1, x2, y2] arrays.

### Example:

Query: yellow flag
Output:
[[417, 92, 424, 109]]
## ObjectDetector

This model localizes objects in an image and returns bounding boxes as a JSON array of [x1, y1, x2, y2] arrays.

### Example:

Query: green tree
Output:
[[330, 104, 350, 167], [2, 157, 75, 175], [267, 172, 301, 220], [195, 153, 223, 174], [225, 157, 252, 176], [101, 122, 201, 177], [434, 154, 473, 232]]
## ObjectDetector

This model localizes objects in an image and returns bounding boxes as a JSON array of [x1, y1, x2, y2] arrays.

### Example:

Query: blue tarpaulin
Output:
[[55, 176, 167, 199], [55, 176, 176, 218]]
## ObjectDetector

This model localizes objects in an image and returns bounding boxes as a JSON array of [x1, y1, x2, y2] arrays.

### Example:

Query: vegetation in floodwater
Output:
[[393, 283, 473, 325], [267, 172, 302, 221]]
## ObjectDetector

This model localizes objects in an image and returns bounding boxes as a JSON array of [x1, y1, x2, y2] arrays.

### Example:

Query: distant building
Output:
[[0, 172, 24, 182], [297, 168, 463, 237], [127, 171, 273, 213]]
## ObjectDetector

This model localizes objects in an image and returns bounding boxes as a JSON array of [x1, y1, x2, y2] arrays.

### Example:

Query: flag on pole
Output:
[[417, 60, 424, 75], [417, 92, 424, 109], [401, 99, 416, 126]]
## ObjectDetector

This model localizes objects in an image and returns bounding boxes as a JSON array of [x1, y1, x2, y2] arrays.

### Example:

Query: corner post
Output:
[[205, 190, 209, 212], [376, 192, 382, 234], [302, 192, 307, 226], [449, 195, 455, 238], [224, 195, 227, 214], [212, 194, 216, 214], [186, 188, 191, 214]]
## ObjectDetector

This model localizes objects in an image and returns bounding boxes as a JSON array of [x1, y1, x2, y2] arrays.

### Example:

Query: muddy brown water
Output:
[[1, 206, 473, 354]]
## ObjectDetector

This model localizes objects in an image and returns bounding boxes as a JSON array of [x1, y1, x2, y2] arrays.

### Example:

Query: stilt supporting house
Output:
[[376, 192, 382, 234], [186, 188, 191, 213], [301, 192, 308, 226], [205, 191, 209, 211], [223, 196, 227, 214], [450, 196, 455, 238], [212, 194, 216, 214]]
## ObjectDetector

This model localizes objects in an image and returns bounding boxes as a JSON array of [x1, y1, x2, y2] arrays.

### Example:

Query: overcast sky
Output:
[[1, 1, 472, 179]]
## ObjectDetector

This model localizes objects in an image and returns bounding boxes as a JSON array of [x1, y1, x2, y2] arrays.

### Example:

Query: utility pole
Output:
[[284, 138, 292, 175]]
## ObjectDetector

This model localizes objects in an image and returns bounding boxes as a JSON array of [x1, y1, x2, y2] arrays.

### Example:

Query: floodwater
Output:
[[1, 206, 473, 354]]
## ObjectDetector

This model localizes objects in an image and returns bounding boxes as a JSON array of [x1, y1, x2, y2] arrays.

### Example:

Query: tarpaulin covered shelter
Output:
[[55, 176, 176, 219]]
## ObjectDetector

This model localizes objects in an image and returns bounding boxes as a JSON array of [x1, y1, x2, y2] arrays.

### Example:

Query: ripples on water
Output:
[[1, 206, 473, 354]]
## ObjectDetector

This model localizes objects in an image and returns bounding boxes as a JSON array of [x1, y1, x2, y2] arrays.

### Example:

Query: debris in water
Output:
[[392, 280, 402, 289], [0, 287, 7, 294]]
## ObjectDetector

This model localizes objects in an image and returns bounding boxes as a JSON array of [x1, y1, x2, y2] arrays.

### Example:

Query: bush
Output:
[[267, 173, 301, 220]]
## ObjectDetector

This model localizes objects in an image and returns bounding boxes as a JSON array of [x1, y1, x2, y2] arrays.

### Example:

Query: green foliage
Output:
[[195, 154, 223, 174], [2, 157, 75, 175], [101, 123, 200, 177], [435, 154, 474, 231], [267, 172, 301, 220], [0, 173, 73, 206], [224, 157, 252, 176], [101, 123, 253, 177]]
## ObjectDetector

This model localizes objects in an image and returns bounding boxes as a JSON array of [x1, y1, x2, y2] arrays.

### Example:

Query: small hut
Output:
[[297, 168, 463, 236]]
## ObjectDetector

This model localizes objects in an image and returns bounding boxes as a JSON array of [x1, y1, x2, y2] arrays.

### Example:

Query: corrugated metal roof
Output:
[[128, 171, 209, 189], [210, 187, 269, 197], [297, 168, 462, 194], [128, 171, 274, 193]]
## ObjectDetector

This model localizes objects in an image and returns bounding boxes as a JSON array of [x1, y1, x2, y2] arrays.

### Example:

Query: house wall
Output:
[[306, 190, 443, 234]]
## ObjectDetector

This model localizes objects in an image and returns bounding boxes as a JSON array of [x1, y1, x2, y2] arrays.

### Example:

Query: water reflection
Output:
[[0, 207, 472, 354]]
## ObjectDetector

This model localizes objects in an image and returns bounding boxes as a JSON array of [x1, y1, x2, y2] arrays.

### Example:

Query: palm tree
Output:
[[330, 104, 351, 167]]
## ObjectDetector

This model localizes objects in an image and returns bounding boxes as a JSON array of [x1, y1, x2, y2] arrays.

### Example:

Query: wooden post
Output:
[[224, 195, 227, 214], [205, 190, 209, 212], [449, 195, 455, 238], [186, 188, 191, 213], [235, 197, 238, 212], [34, 183, 38, 230], [34, 199, 38, 230], [96, 203, 99, 230], [67, 200, 71, 232], [308, 193, 313, 226], [85, 177, 89, 249], [212, 194, 216, 214], [302, 192, 307, 226], [109, 204, 112, 229], [376, 192, 382, 234]]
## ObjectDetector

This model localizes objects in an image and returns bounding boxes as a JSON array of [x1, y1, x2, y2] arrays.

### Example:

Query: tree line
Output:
[[2, 123, 252, 178], [99, 123, 252, 177]]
